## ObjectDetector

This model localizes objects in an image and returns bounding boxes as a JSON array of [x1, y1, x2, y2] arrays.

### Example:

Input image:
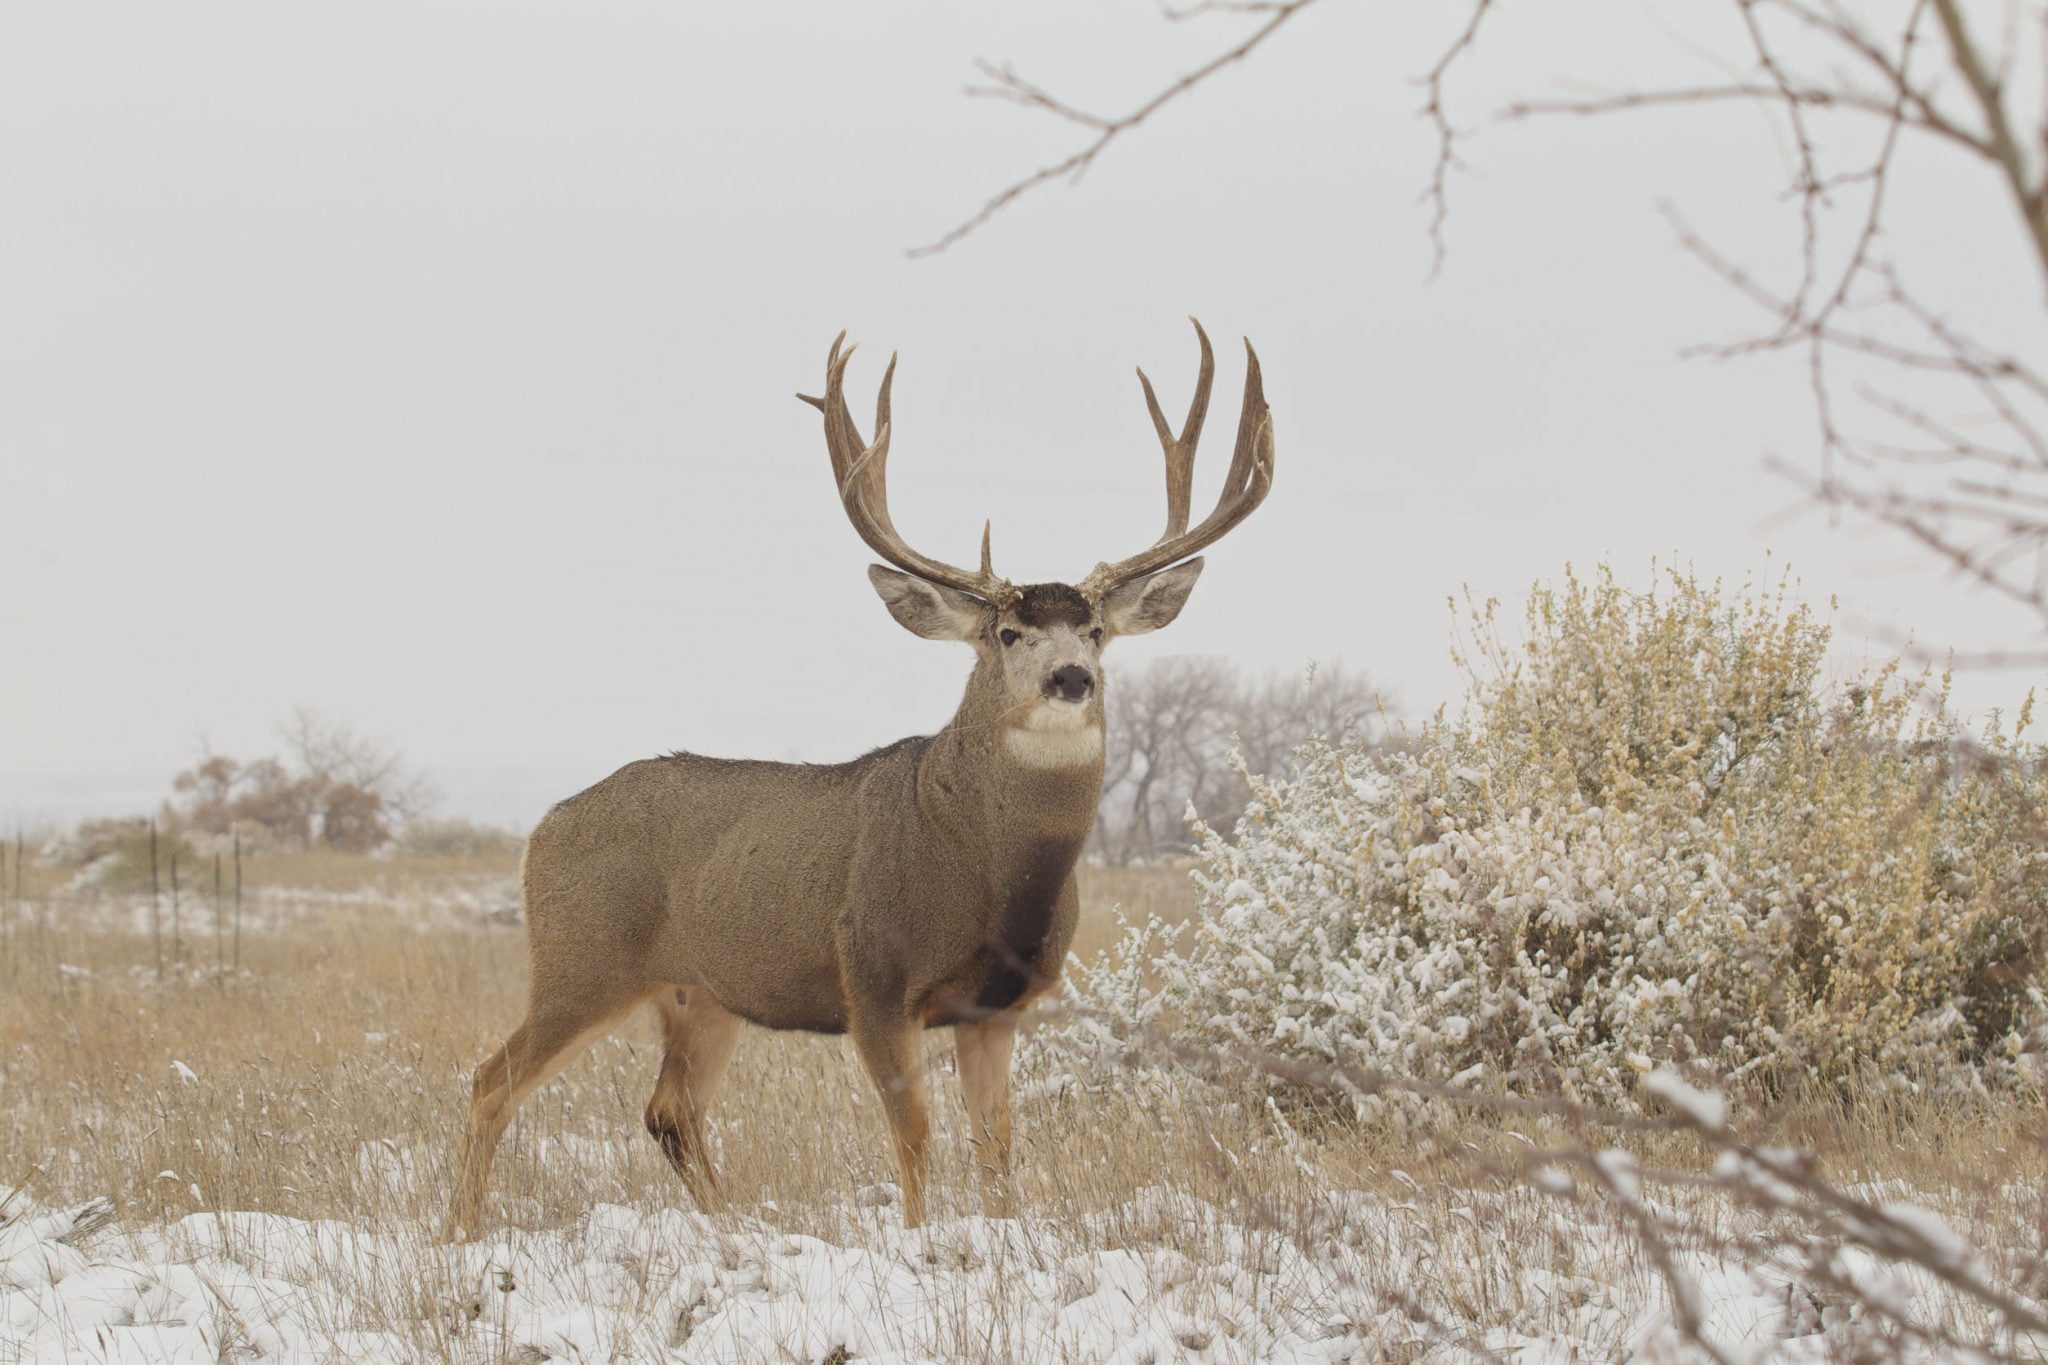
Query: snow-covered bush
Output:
[[1074, 565, 2048, 1108]]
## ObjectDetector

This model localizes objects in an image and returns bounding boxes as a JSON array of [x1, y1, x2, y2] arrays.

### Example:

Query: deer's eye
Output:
[[1090, 628, 1104, 644], [999, 628, 1021, 646]]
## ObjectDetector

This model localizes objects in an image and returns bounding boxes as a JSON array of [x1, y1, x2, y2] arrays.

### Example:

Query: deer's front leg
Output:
[[955, 1013, 1017, 1218], [848, 1010, 930, 1227]]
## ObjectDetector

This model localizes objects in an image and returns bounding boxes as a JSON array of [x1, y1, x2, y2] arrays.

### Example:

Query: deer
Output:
[[445, 319, 1273, 1237]]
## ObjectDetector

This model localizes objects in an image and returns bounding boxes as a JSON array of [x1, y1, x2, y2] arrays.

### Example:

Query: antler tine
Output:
[[1077, 329, 1274, 601], [798, 331, 862, 484], [794, 329, 847, 416], [843, 355, 918, 552], [1210, 339, 1270, 522], [800, 334, 1016, 606], [1134, 317, 1214, 541]]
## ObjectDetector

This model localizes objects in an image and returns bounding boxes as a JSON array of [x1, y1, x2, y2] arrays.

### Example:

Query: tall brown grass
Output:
[[2, 851, 2042, 1358]]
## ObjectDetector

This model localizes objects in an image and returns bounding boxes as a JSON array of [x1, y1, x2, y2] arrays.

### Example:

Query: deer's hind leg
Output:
[[445, 989, 645, 1240], [644, 988, 743, 1207]]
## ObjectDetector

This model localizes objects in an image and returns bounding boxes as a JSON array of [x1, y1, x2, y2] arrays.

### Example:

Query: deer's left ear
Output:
[[1101, 558, 1204, 637]]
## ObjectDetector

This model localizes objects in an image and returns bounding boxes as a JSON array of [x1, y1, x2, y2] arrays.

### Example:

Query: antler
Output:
[[798, 333, 1018, 607], [1074, 318, 1275, 601]]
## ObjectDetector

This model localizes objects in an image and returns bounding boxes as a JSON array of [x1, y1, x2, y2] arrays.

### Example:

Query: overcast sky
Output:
[[6, 1, 2042, 829]]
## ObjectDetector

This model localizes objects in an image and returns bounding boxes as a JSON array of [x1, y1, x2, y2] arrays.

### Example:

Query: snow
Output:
[[63, 875, 524, 943], [1876, 1202, 1973, 1274], [1644, 1068, 1728, 1131], [0, 1178, 2012, 1362]]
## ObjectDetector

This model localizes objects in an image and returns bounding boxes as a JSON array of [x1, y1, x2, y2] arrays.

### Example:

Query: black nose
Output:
[[1049, 665, 1094, 702]]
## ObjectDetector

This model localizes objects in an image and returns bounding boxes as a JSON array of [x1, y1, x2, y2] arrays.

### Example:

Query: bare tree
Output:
[[280, 707, 432, 832], [166, 710, 431, 852], [1094, 658, 1387, 863], [168, 755, 242, 834], [1096, 657, 1237, 865], [923, 2, 2048, 663]]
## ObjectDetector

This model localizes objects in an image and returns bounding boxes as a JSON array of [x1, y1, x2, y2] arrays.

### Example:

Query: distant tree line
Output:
[[139, 678, 1379, 865], [1092, 658, 1388, 864], [167, 709, 431, 853]]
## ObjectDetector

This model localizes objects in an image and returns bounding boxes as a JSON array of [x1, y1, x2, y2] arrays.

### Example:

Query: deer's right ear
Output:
[[868, 565, 986, 641]]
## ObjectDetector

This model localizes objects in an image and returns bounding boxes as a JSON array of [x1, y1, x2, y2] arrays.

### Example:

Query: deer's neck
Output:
[[918, 663, 1104, 849]]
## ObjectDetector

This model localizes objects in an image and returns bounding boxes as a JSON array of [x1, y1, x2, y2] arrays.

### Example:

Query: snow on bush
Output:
[[1070, 564, 2048, 1108]]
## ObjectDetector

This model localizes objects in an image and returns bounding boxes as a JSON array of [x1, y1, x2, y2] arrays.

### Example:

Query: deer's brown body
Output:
[[526, 677, 1097, 1038], [447, 321, 1273, 1236]]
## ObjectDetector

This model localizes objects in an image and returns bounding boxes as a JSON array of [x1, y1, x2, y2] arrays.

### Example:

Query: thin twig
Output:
[[910, 0, 1324, 257], [1419, 0, 1499, 275]]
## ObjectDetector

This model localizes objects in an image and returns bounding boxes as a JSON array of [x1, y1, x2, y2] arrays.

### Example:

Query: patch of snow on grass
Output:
[[0, 1179, 2004, 1363]]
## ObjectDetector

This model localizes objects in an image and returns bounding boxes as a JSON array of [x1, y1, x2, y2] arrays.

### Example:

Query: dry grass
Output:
[[0, 854, 1209, 1234], [3, 851, 2032, 1216], [3, 853, 2045, 1359], [1068, 861, 1197, 963]]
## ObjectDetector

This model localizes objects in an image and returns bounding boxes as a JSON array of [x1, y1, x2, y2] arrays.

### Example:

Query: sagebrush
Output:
[[1072, 565, 2048, 1109]]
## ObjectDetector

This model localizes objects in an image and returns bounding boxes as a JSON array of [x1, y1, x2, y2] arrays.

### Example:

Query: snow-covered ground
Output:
[[7, 870, 2038, 1362], [2, 1176, 2019, 1362], [65, 876, 526, 942]]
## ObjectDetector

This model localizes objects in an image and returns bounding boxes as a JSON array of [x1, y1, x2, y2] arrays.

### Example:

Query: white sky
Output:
[[6, 0, 2043, 829]]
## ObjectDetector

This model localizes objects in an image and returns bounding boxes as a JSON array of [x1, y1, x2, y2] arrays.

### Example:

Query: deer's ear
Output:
[[868, 565, 986, 641], [1101, 558, 1204, 637]]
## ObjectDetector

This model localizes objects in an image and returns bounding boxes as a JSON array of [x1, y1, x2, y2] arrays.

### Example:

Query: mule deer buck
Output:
[[446, 319, 1273, 1236]]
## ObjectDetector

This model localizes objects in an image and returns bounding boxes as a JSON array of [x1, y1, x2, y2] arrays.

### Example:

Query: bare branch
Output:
[[965, 60, 1114, 131], [1161, 0, 1294, 17], [910, 0, 1323, 257], [1419, 1, 1500, 275], [926, 0, 2048, 654], [1771, 455, 2048, 628], [1933, 0, 2048, 291]]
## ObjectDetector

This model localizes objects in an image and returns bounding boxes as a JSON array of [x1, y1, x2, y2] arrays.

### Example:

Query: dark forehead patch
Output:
[[1013, 582, 1092, 629]]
